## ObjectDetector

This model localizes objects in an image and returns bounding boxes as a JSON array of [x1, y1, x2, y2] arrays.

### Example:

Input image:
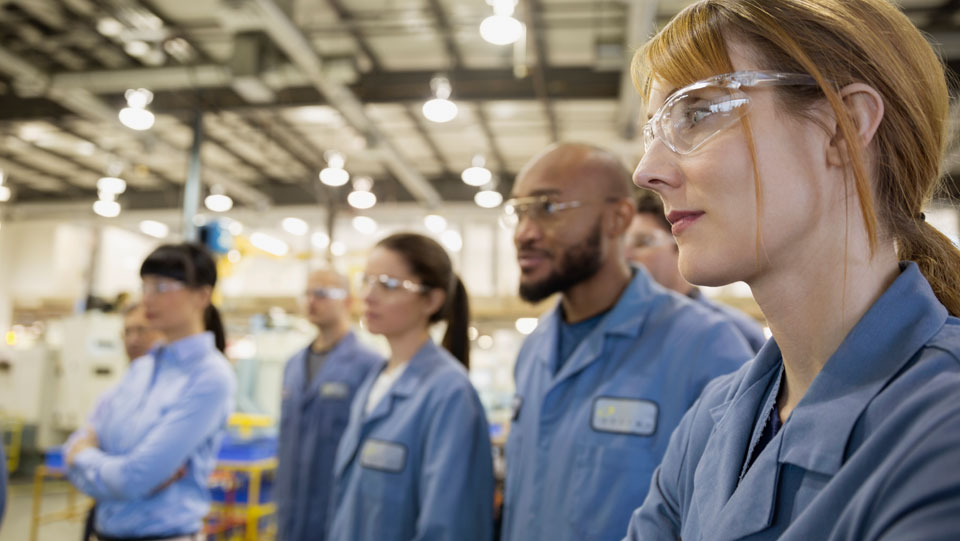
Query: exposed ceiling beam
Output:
[[0, 150, 89, 197], [324, 0, 383, 71], [0, 67, 623, 121], [522, 0, 560, 142], [425, 0, 464, 69], [53, 122, 181, 190], [250, 0, 441, 205], [403, 104, 454, 177], [0, 43, 272, 207], [473, 102, 509, 178]]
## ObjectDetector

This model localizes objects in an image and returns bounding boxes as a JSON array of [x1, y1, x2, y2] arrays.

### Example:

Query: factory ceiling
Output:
[[1, 0, 960, 214]]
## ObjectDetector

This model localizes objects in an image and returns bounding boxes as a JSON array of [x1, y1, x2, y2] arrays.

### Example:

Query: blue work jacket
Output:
[[328, 339, 494, 541], [624, 262, 960, 541], [690, 288, 767, 353], [276, 331, 382, 541], [66, 332, 236, 538], [502, 268, 752, 541]]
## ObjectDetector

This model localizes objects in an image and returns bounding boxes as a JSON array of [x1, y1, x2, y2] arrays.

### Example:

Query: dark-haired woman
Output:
[[66, 243, 236, 541], [327, 233, 494, 541]]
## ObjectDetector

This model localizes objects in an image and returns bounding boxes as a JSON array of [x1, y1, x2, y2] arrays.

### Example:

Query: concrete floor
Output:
[[1, 479, 87, 541]]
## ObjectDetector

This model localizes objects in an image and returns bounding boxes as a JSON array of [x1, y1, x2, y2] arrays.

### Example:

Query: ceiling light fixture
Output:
[[475, 188, 504, 208], [96, 176, 126, 195], [320, 150, 350, 186], [480, 0, 524, 45], [119, 88, 155, 131], [96, 17, 125, 37], [204, 185, 233, 212], [461, 154, 493, 186], [348, 176, 377, 210], [93, 199, 121, 218], [422, 75, 458, 123]]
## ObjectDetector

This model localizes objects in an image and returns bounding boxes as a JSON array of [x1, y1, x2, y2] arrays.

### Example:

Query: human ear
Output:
[[825, 83, 884, 168]]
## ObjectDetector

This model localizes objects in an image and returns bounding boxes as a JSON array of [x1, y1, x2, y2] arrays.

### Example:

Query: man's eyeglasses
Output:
[[642, 70, 818, 156], [304, 287, 348, 301], [359, 274, 430, 295], [501, 195, 618, 228]]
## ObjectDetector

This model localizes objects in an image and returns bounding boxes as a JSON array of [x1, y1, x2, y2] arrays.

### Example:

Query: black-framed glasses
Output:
[[642, 70, 818, 155]]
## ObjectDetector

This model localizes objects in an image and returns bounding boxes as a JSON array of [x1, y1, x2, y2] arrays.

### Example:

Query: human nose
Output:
[[633, 141, 682, 193], [513, 213, 543, 247]]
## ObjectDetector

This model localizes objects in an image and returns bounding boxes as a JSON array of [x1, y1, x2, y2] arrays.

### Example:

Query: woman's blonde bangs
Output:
[[632, 2, 734, 102]]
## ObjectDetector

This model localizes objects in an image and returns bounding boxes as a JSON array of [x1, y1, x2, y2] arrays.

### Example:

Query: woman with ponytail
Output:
[[328, 233, 494, 541], [625, 1, 960, 540], [66, 243, 236, 541]]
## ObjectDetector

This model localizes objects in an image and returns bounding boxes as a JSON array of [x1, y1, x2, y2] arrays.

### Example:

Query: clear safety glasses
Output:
[[642, 70, 818, 155], [359, 273, 430, 295], [500, 195, 619, 228], [304, 287, 348, 301]]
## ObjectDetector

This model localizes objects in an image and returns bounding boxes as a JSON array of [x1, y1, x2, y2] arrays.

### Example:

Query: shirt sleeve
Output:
[[68, 365, 233, 501], [415, 380, 495, 541]]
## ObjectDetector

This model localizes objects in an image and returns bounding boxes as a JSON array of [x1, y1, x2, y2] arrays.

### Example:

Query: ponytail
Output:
[[204, 304, 227, 353], [441, 275, 471, 369], [897, 218, 960, 316]]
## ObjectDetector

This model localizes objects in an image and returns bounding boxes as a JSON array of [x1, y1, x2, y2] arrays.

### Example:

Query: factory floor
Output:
[[1, 478, 87, 541]]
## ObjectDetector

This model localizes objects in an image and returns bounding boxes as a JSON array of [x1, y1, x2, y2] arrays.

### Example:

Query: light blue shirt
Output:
[[689, 288, 767, 353], [328, 339, 494, 541], [67, 332, 236, 538], [624, 262, 960, 541], [276, 331, 382, 541], [502, 268, 752, 541]]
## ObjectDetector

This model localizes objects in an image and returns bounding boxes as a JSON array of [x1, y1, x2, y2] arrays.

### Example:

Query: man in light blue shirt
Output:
[[500, 143, 753, 541], [276, 269, 382, 541], [627, 190, 766, 352], [65, 331, 235, 539]]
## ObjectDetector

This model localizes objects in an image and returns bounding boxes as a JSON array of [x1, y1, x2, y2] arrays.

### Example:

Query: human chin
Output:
[[677, 235, 757, 287]]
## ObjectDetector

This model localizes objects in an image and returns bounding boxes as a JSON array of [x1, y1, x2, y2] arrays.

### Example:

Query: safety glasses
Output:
[[642, 70, 818, 155]]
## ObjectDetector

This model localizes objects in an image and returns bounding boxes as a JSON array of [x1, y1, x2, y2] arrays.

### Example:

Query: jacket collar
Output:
[[693, 262, 948, 541], [532, 267, 664, 381], [778, 262, 947, 475], [333, 339, 446, 478], [152, 331, 216, 368]]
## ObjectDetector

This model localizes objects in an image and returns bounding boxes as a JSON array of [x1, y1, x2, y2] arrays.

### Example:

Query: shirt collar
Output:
[[154, 331, 217, 367], [778, 262, 948, 475]]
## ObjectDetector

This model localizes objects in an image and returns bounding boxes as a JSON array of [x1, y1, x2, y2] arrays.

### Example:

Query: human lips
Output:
[[517, 249, 550, 273], [666, 210, 705, 235]]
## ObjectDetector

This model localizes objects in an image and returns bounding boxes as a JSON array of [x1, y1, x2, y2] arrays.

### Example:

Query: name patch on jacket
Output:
[[320, 382, 350, 399], [591, 397, 658, 436], [360, 440, 407, 473]]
